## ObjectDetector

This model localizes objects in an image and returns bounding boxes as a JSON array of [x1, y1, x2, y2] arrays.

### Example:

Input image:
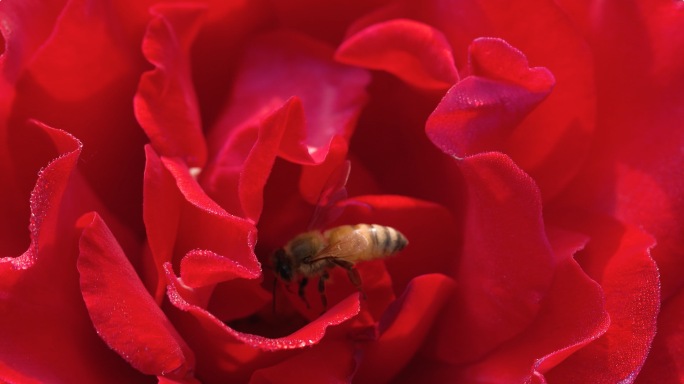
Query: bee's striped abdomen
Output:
[[355, 224, 408, 260]]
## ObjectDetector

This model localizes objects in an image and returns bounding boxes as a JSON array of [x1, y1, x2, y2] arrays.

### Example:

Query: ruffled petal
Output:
[[142, 145, 260, 301], [77, 212, 195, 379], [426, 38, 554, 158], [544, 216, 659, 382], [0, 122, 81, 270], [354, 274, 457, 383], [9, 0, 150, 243], [637, 289, 684, 382], [459, 229, 608, 382], [0, 0, 64, 84], [553, 0, 684, 299], [163, 264, 360, 382], [428, 153, 556, 363], [134, 3, 208, 167], [202, 30, 370, 220], [335, 18, 458, 90], [362, 0, 596, 199], [0, 124, 145, 383]]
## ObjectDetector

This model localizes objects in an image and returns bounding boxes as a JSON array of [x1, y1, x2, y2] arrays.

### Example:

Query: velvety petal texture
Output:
[[134, 3, 208, 167], [1, 0, 681, 382], [77, 212, 195, 379], [436, 153, 556, 363], [336, 18, 458, 90], [0, 124, 144, 383], [143, 145, 260, 301], [426, 38, 555, 158], [202, 30, 370, 221]]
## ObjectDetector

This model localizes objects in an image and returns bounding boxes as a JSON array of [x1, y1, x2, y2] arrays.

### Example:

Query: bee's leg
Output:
[[333, 259, 367, 300], [318, 271, 330, 311], [298, 277, 311, 308]]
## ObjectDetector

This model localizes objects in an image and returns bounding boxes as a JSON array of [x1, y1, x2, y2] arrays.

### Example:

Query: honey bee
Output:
[[273, 224, 408, 309]]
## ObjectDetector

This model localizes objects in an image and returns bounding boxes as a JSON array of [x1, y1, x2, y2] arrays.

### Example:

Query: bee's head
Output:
[[273, 248, 293, 282]]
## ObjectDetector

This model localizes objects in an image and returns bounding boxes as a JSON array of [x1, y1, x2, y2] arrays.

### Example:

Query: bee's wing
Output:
[[307, 160, 351, 230], [308, 230, 368, 262]]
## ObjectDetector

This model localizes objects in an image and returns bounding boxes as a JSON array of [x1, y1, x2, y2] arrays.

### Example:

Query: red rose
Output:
[[1, 0, 682, 383]]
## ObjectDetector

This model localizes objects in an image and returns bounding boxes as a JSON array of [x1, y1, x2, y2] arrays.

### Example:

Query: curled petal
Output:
[[553, 0, 684, 298], [0, 123, 145, 383], [134, 3, 208, 167], [463, 235, 608, 382], [163, 264, 360, 381], [426, 38, 554, 158], [335, 18, 458, 89], [544, 217, 659, 382], [415, 0, 597, 199], [180, 249, 260, 288], [166, 263, 360, 351], [143, 145, 260, 301], [77, 212, 195, 379], [637, 289, 684, 382], [355, 274, 457, 383], [203, 31, 370, 220], [429, 153, 556, 363], [468, 37, 555, 93], [0, 0, 63, 83], [0, 122, 81, 271], [208, 30, 370, 161]]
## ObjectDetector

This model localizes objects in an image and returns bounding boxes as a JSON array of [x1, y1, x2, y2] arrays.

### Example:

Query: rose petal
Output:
[[415, 0, 597, 199], [427, 153, 556, 363], [335, 18, 458, 90], [143, 145, 260, 301], [202, 31, 369, 220], [240, 97, 306, 221], [249, 339, 356, 384], [349, 77, 465, 215], [468, 37, 555, 93], [167, 262, 360, 349], [27, 0, 139, 101], [426, 38, 554, 158], [0, 122, 81, 270], [157, 376, 201, 384], [298, 136, 349, 207], [0, 124, 145, 383], [0, 359, 43, 384], [553, 0, 684, 299], [180, 249, 260, 288], [0, 0, 63, 84], [636, 288, 684, 382], [269, 0, 389, 42], [206, 279, 272, 323], [355, 274, 457, 383], [163, 264, 360, 381], [544, 216, 659, 382], [134, 3, 208, 167], [77, 212, 195, 379], [208, 30, 370, 161], [389, 227, 607, 383], [460, 234, 609, 382], [142, 144, 183, 300], [11, 0, 149, 245]]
